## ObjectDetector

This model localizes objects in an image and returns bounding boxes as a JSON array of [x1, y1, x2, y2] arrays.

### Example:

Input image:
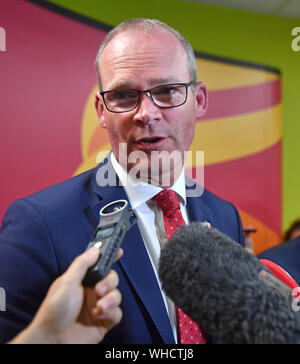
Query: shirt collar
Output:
[[110, 152, 187, 210]]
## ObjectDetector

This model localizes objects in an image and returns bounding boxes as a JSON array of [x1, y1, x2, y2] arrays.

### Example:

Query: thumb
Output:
[[64, 247, 100, 285]]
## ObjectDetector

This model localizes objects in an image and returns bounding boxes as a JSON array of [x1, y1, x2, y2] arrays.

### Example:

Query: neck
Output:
[[113, 150, 185, 188], [127, 164, 184, 189]]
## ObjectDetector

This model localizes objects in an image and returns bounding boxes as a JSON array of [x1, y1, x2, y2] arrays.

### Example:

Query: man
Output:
[[0, 18, 244, 344], [10, 247, 123, 344]]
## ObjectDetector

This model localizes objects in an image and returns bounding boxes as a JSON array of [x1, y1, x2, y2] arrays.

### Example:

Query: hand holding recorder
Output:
[[10, 247, 123, 344]]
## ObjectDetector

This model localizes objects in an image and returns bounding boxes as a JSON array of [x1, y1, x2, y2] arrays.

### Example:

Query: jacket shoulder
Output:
[[23, 167, 97, 210], [201, 188, 240, 217]]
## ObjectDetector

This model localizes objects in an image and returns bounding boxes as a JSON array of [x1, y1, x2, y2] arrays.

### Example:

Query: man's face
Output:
[[95, 27, 207, 185]]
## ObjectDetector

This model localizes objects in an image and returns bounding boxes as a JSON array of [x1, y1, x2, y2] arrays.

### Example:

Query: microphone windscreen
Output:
[[159, 222, 300, 344]]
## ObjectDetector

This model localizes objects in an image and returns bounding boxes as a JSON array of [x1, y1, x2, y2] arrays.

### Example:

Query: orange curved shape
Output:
[[239, 209, 281, 256], [88, 125, 110, 157]]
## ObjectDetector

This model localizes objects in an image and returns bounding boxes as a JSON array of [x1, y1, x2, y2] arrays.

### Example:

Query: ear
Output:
[[95, 92, 107, 129], [194, 82, 208, 119]]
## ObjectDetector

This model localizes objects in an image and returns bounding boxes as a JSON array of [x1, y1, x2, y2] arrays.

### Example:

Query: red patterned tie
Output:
[[152, 189, 206, 344]]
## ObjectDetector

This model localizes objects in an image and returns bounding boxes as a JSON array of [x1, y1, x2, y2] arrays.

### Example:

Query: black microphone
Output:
[[158, 222, 300, 344]]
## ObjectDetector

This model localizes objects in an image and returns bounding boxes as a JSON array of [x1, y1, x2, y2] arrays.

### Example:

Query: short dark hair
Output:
[[95, 18, 198, 91], [283, 219, 300, 242]]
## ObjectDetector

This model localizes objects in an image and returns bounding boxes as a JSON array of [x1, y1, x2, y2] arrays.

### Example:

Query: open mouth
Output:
[[139, 138, 162, 144], [134, 137, 167, 151]]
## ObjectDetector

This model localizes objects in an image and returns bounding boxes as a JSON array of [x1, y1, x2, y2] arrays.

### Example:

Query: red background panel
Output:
[[204, 142, 282, 237], [0, 0, 106, 220]]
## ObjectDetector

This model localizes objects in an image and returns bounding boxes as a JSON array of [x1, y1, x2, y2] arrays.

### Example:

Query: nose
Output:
[[132, 92, 161, 125]]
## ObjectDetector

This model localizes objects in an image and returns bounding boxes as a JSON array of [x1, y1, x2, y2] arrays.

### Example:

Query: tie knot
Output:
[[152, 189, 180, 213]]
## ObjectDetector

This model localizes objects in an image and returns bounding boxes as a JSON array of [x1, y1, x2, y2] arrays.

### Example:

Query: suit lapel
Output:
[[84, 155, 175, 344], [186, 177, 215, 227], [120, 222, 176, 343]]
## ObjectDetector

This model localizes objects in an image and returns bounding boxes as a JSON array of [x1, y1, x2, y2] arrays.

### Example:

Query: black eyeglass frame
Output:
[[99, 81, 196, 114]]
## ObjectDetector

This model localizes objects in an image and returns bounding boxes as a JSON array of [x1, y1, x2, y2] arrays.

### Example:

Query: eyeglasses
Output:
[[100, 81, 196, 113]]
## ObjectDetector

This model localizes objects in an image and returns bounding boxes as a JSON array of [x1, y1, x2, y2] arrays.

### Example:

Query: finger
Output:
[[96, 307, 123, 329], [115, 248, 124, 262], [63, 247, 101, 285], [93, 289, 122, 317], [95, 270, 119, 297]]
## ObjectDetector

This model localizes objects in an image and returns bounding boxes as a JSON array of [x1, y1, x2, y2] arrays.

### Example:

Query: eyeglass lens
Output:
[[103, 84, 188, 112]]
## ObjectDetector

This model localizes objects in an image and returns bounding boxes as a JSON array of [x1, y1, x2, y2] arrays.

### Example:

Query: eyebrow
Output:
[[108, 77, 182, 91]]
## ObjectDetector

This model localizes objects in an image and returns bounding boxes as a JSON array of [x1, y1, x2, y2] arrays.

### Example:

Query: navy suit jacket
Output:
[[0, 155, 244, 344], [258, 237, 300, 286]]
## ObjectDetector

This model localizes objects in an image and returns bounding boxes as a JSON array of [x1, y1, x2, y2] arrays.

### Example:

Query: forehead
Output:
[[99, 27, 189, 89]]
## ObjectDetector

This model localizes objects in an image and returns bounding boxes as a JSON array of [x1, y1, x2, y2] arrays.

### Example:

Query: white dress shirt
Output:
[[111, 153, 191, 343]]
